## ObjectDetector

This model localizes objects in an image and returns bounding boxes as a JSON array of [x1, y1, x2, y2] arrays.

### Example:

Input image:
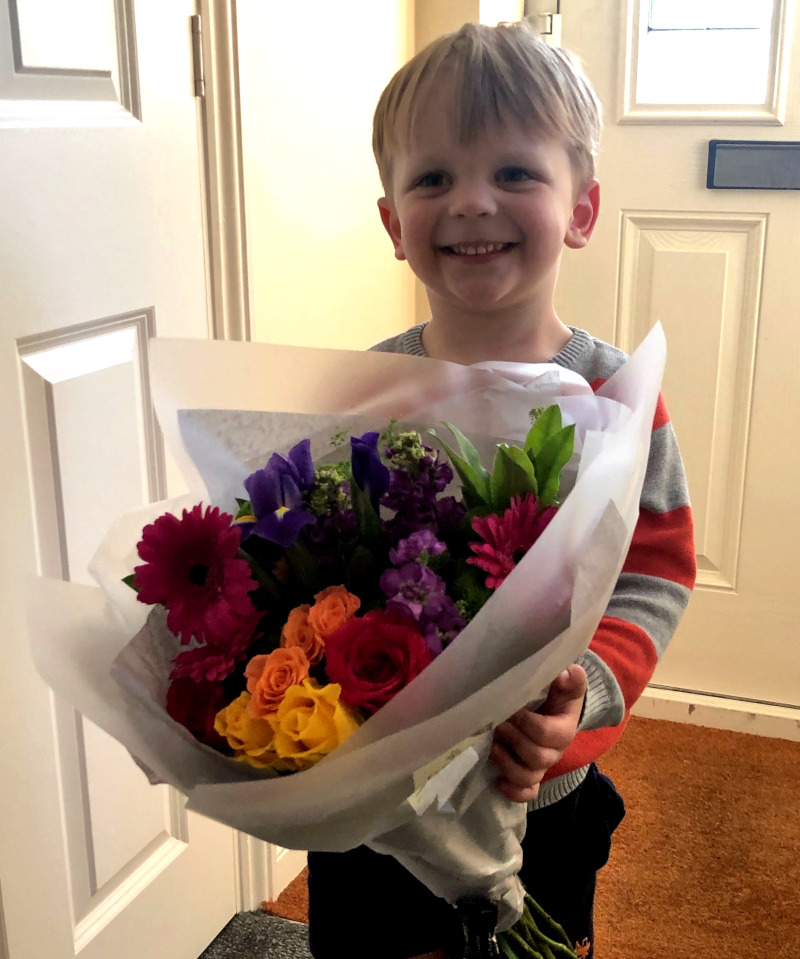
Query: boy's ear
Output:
[[564, 180, 601, 250], [377, 197, 406, 261]]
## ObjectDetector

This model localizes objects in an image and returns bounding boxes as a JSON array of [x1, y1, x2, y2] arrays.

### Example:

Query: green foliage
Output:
[[524, 405, 561, 456], [380, 421, 427, 472], [234, 498, 254, 520], [450, 569, 493, 623], [309, 463, 351, 516], [434, 404, 575, 515], [429, 425, 491, 508], [350, 478, 381, 549], [490, 446, 538, 512], [533, 425, 575, 508], [121, 573, 139, 593]]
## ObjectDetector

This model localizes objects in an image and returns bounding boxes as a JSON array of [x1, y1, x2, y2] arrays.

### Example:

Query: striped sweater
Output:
[[370, 323, 696, 809]]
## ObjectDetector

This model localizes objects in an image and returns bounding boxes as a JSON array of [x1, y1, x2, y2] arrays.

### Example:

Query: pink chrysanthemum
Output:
[[170, 607, 263, 683], [467, 493, 558, 589], [134, 504, 258, 644], [170, 646, 242, 684]]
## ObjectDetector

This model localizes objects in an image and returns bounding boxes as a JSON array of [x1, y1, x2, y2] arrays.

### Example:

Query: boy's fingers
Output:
[[538, 663, 587, 718], [493, 718, 563, 771], [496, 778, 540, 804]]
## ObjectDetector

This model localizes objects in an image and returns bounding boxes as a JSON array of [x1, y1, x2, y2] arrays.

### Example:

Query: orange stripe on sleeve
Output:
[[545, 617, 657, 780], [653, 393, 670, 430], [623, 506, 696, 589], [589, 617, 659, 710]]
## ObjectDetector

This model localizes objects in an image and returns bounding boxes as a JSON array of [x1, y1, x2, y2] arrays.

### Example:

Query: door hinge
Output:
[[191, 14, 205, 97], [524, 1, 562, 46]]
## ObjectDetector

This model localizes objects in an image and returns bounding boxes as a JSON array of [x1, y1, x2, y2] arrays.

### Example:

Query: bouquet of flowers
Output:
[[29, 329, 666, 957], [138, 408, 572, 771]]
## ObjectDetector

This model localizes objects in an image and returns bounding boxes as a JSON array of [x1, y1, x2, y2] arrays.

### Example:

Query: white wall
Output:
[[237, 0, 414, 349]]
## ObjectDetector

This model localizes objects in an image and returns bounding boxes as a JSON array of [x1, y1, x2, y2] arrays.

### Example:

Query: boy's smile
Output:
[[377, 83, 599, 334]]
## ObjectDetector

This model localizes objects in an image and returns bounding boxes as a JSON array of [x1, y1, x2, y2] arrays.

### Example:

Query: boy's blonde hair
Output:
[[373, 21, 602, 194]]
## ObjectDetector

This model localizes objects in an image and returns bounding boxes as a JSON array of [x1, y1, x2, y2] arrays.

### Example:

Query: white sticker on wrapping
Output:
[[407, 724, 493, 815]]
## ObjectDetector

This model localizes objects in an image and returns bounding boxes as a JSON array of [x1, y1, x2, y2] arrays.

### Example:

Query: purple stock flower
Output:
[[380, 561, 465, 658], [351, 431, 390, 510], [305, 508, 358, 568], [380, 562, 447, 621], [243, 439, 316, 548], [382, 450, 466, 545], [389, 530, 447, 565], [422, 597, 466, 657]]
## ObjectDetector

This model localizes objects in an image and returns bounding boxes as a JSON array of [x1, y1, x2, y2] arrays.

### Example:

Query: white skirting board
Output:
[[632, 686, 800, 743], [268, 845, 308, 902], [235, 834, 307, 910]]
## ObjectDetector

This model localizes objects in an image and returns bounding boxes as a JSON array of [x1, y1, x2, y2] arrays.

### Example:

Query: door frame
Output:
[[196, 0, 307, 904], [198, 0, 250, 343]]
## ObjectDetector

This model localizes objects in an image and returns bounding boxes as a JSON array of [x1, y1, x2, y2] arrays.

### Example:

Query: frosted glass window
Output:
[[636, 0, 775, 105]]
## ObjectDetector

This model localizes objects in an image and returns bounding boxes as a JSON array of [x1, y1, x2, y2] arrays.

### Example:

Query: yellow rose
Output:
[[266, 680, 361, 771], [214, 691, 277, 765]]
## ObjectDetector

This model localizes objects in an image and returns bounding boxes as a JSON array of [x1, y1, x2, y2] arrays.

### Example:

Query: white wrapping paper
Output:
[[28, 325, 665, 931]]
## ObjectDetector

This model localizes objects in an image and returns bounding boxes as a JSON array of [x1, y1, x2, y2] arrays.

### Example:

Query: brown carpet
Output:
[[263, 716, 800, 957]]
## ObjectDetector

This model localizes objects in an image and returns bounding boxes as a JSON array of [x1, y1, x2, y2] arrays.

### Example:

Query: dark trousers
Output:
[[307, 764, 625, 958]]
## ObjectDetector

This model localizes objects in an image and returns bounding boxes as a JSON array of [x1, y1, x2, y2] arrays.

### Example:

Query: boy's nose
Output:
[[448, 181, 497, 218]]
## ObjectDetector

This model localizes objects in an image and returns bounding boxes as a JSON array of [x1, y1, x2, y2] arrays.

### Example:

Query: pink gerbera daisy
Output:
[[134, 504, 258, 644], [467, 493, 558, 589]]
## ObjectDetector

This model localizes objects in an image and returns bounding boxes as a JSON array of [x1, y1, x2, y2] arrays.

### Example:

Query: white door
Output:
[[0, 2, 239, 958], [557, 1, 800, 711]]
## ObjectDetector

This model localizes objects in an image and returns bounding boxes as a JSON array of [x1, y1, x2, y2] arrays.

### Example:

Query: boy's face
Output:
[[378, 85, 599, 323]]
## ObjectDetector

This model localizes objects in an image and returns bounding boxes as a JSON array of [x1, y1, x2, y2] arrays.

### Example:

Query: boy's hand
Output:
[[490, 664, 587, 804]]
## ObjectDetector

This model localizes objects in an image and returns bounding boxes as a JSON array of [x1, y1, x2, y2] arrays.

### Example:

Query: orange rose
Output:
[[280, 604, 325, 665], [308, 585, 361, 640], [245, 646, 310, 718]]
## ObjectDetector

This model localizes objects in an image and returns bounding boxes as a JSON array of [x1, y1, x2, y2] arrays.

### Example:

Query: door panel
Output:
[[558, 0, 800, 708], [0, 2, 238, 958]]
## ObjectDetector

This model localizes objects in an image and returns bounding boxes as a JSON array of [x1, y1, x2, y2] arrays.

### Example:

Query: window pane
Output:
[[649, 0, 767, 31], [637, 0, 775, 104]]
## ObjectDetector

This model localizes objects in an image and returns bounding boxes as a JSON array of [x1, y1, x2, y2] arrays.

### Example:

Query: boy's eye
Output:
[[413, 170, 448, 189], [496, 166, 537, 184]]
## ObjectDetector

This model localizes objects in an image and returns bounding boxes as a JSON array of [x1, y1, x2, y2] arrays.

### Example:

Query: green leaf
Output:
[[233, 498, 254, 521], [524, 404, 563, 457], [429, 429, 491, 507], [285, 541, 320, 596], [350, 478, 381, 547], [440, 421, 488, 476], [121, 573, 139, 593], [240, 550, 289, 609], [534, 424, 575, 508], [490, 445, 538, 511]]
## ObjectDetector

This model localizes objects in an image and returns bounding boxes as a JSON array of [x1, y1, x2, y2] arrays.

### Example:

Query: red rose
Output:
[[324, 610, 432, 715], [166, 678, 229, 747]]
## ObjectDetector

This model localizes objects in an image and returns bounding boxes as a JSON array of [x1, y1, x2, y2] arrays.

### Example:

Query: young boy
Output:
[[307, 22, 695, 959]]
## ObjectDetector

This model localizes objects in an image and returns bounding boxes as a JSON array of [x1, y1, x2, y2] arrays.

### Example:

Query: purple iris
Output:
[[350, 431, 390, 510], [243, 439, 316, 548]]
